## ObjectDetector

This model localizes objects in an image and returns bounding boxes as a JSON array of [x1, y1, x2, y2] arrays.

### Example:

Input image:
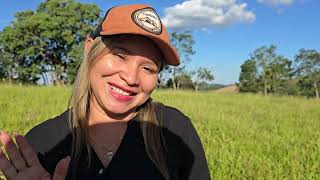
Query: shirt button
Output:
[[99, 169, 104, 174]]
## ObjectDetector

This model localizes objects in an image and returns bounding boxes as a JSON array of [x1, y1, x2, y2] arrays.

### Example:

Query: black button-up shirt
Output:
[[25, 105, 210, 180]]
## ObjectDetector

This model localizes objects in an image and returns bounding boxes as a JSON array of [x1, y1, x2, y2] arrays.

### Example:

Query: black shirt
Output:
[[25, 105, 210, 180]]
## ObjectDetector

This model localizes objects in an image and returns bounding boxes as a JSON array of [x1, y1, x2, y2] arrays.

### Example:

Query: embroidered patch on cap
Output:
[[132, 8, 162, 35]]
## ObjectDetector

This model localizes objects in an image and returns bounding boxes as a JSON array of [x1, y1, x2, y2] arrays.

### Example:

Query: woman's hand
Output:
[[0, 131, 69, 180]]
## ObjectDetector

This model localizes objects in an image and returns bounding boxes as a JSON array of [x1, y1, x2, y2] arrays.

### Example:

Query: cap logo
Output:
[[132, 8, 162, 35]]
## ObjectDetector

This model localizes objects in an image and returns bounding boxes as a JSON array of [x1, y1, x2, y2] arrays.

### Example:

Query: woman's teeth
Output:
[[111, 85, 131, 96]]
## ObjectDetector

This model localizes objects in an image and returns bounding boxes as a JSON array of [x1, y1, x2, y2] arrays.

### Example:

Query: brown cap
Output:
[[89, 4, 180, 66]]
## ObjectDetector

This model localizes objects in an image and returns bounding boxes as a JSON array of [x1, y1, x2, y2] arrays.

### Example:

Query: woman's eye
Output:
[[143, 66, 157, 74], [113, 53, 126, 60]]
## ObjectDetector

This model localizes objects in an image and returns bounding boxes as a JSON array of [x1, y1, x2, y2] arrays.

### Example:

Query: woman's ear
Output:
[[84, 37, 94, 55]]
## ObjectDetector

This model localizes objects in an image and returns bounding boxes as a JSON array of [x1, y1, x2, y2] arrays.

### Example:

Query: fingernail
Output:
[[65, 156, 71, 162], [63, 156, 71, 168]]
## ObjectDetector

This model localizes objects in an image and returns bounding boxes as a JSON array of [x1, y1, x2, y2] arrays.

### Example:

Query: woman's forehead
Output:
[[109, 35, 164, 65]]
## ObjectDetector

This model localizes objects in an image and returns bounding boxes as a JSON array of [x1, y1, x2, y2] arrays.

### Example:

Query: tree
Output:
[[268, 55, 293, 94], [246, 44, 295, 95], [163, 31, 195, 90], [165, 78, 173, 89], [250, 45, 277, 95], [239, 59, 258, 92], [0, 0, 100, 85], [0, 47, 15, 82], [67, 41, 84, 84], [192, 67, 214, 91], [294, 49, 320, 98], [177, 71, 194, 90], [297, 76, 316, 97]]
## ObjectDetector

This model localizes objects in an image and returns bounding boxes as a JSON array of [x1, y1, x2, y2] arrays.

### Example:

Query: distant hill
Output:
[[214, 84, 239, 93], [207, 83, 225, 90]]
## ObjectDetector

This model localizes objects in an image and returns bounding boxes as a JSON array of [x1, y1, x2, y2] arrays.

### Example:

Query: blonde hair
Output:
[[68, 35, 169, 179]]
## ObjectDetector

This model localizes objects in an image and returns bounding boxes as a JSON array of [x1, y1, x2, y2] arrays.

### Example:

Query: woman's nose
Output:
[[119, 65, 140, 86]]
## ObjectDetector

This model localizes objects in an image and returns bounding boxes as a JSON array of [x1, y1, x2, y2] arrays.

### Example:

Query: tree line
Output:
[[0, 0, 214, 91], [239, 45, 320, 98]]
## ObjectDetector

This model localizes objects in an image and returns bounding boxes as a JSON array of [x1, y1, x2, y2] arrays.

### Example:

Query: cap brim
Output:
[[148, 35, 180, 66], [100, 31, 180, 66]]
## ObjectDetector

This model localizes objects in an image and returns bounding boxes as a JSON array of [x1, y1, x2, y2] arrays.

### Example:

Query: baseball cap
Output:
[[89, 4, 180, 66]]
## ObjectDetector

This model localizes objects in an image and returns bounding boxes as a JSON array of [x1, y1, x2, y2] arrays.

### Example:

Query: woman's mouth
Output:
[[108, 83, 137, 102], [111, 85, 131, 96]]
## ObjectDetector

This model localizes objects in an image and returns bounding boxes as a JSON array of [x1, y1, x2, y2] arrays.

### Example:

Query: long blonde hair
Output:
[[68, 35, 169, 179]]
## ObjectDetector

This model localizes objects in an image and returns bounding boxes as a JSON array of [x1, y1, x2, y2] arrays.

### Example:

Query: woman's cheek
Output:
[[142, 77, 158, 94]]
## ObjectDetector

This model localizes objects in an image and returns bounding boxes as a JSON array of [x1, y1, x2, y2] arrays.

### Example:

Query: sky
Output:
[[0, 0, 319, 85]]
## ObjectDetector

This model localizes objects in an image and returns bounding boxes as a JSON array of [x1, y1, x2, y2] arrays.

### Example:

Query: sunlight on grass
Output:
[[1, 84, 320, 179]]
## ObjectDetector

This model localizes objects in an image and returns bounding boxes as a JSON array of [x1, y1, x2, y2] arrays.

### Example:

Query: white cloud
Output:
[[258, 0, 294, 6], [161, 0, 256, 30]]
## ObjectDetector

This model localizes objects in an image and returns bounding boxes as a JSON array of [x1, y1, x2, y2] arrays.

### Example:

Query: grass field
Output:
[[1, 84, 320, 179]]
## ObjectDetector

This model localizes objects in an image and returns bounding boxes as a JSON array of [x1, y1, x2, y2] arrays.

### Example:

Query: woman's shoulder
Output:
[[154, 103, 196, 137], [25, 110, 71, 154], [154, 103, 211, 179]]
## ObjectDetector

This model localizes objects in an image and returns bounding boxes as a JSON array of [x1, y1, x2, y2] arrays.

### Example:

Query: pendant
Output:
[[107, 151, 113, 160]]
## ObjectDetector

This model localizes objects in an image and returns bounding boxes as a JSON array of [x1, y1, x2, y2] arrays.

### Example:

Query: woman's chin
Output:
[[103, 104, 136, 117]]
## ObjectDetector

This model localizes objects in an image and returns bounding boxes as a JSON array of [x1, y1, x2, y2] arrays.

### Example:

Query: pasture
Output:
[[1, 84, 320, 179]]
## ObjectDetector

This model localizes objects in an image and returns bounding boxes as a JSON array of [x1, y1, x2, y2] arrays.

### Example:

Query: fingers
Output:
[[52, 156, 70, 180], [0, 131, 52, 180], [0, 142, 18, 179], [0, 131, 28, 172], [14, 134, 41, 167]]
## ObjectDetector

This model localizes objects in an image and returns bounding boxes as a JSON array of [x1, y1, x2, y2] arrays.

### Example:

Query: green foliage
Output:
[[163, 31, 195, 90], [165, 72, 193, 89], [67, 41, 84, 84], [0, 0, 100, 85], [297, 76, 316, 97], [251, 45, 278, 95], [239, 45, 320, 97], [1, 85, 320, 179], [239, 59, 258, 92], [295, 49, 320, 98], [165, 67, 214, 91], [176, 71, 194, 89], [192, 67, 214, 91], [170, 31, 195, 64], [268, 55, 293, 94], [0, 49, 13, 81]]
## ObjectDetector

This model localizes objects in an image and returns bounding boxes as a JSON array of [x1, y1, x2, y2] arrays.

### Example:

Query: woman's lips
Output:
[[108, 83, 136, 102], [108, 82, 137, 95]]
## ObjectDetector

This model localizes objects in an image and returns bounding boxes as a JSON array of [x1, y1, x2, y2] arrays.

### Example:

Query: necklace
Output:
[[90, 123, 127, 163]]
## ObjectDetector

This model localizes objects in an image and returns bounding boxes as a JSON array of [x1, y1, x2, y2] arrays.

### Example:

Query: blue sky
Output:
[[0, 0, 319, 84]]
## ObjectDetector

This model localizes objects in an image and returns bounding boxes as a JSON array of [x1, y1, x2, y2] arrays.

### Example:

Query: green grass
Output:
[[1, 84, 320, 179]]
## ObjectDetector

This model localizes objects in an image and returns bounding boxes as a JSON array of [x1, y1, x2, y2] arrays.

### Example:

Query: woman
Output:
[[0, 4, 210, 180]]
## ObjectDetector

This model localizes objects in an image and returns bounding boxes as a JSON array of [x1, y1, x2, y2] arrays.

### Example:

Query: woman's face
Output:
[[88, 36, 162, 117]]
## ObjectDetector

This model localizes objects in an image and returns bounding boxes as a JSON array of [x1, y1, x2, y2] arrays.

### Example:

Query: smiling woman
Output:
[[0, 4, 210, 180], [88, 35, 162, 116]]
